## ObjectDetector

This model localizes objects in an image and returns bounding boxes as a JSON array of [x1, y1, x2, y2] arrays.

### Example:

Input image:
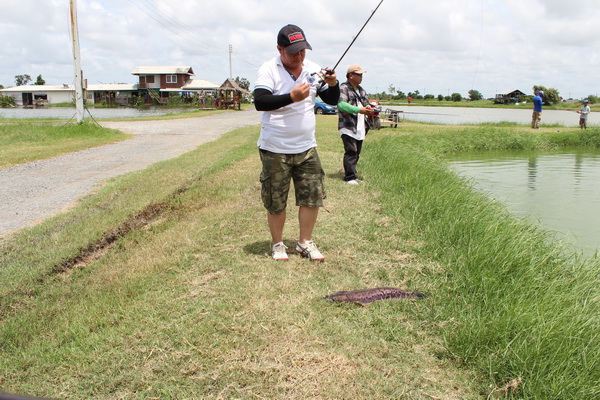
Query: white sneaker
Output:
[[346, 180, 359, 185], [272, 242, 289, 261], [296, 240, 325, 261]]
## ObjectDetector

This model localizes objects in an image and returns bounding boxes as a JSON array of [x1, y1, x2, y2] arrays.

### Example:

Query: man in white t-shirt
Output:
[[254, 24, 339, 261], [577, 99, 591, 129]]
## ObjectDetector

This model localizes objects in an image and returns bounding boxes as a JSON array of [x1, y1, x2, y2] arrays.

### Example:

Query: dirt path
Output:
[[0, 110, 260, 237]]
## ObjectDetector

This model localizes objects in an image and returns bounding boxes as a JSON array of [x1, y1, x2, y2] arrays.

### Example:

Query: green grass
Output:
[[0, 122, 129, 169], [0, 118, 598, 399], [0, 109, 248, 169], [363, 123, 600, 399], [99, 107, 232, 122]]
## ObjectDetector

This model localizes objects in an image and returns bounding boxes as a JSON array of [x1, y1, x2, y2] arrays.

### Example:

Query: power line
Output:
[[122, 0, 260, 78], [126, 0, 225, 52], [143, 0, 223, 49]]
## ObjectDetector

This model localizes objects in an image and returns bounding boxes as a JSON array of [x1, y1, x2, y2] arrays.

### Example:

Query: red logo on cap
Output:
[[288, 32, 304, 43]]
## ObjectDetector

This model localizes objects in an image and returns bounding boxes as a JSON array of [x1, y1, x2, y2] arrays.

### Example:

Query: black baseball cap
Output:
[[277, 24, 312, 54]]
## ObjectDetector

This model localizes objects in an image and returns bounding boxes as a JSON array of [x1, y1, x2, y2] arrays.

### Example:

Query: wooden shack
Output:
[[217, 78, 248, 110], [494, 89, 526, 104]]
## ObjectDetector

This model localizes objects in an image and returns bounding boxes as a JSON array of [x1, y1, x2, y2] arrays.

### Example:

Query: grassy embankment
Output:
[[99, 108, 234, 122], [0, 122, 129, 170], [0, 117, 598, 399], [0, 109, 236, 170]]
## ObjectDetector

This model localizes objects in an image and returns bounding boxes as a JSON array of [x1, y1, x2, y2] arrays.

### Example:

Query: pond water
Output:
[[447, 150, 600, 257], [0, 107, 198, 119], [384, 106, 595, 127]]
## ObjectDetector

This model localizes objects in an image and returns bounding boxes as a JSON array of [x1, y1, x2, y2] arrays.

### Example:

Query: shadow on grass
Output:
[[244, 240, 308, 257], [326, 171, 344, 181], [243, 240, 271, 256]]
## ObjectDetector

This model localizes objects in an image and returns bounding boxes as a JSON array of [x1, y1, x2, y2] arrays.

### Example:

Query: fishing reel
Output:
[[310, 68, 336, 84]]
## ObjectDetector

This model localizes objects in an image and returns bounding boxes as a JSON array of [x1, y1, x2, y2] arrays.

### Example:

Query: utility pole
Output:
[[69, 0, 84, 123], [229, 44, 233, 79]]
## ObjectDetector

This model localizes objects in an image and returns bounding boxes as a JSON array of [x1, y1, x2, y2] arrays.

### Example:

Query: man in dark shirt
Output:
[[337, 64, 374, 184]]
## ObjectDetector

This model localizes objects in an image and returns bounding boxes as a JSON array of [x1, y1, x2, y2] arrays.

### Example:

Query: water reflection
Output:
[[448, 150, 600, 257], [528, 156, 537, 190]]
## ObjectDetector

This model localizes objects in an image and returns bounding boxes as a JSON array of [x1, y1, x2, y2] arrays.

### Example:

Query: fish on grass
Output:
[[325, 287, 427, 306]]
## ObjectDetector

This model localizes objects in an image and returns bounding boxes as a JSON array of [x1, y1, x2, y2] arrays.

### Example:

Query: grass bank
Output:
[[0, 109, 244, 169], [0, 122, 129, 170], [363, 123, 600, 399], [100, 108, 232, 122], [0, 118, 598, 399]]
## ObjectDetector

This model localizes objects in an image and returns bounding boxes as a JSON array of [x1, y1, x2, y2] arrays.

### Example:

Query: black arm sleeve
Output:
[[318, 83, 340, 106], [253, 88, 293, 111]]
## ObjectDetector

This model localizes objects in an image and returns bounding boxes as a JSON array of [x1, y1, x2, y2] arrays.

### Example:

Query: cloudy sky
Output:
[[1, 0, 598, 99]]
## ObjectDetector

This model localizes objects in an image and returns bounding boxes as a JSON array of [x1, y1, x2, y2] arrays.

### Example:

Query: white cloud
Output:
[[0, 0, 598, 99]]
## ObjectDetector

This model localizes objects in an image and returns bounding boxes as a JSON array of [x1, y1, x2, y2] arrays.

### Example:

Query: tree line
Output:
[[375, 84, 597, 105], [379, 86, 483, 102], [0, 74, 46, 88]]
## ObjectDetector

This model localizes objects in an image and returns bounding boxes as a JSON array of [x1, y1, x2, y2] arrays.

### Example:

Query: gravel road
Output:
[[0, 110, 260, 237]]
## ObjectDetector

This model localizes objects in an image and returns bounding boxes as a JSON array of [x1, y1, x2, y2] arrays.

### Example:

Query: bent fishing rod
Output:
[[315, 0, 384, 79]]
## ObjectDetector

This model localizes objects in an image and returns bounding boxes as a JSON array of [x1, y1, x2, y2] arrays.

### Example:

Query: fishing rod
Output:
[[394, 111, 457, 116], [314, 0, 384, 80], [331, 0, 384, 73]]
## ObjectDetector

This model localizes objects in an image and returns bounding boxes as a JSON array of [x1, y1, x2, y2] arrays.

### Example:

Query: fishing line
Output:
[[332, 0, 384, 72], [470, 0, 484, 97], [312, 0, 383, 80], [460, 0, 484, 119]]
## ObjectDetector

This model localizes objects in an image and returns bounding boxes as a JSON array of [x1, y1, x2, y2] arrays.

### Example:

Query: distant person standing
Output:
[[337, 65, 373, 184], [407, 96, 412, 104], [577, 99, 591, 129], [532, 90, 544, 129]]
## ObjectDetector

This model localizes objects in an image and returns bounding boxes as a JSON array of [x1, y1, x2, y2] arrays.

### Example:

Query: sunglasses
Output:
[[352, 72, 363, 76]]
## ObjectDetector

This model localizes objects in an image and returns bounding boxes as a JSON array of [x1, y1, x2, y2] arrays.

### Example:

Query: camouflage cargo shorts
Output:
[[259, 148, 326, 214]]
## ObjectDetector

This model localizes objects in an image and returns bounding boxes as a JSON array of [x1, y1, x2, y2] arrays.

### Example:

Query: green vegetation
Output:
[[374, 83, 592, 108], [46, 102, 79, 108], [0, 122, 129, 169], [0, 109, 249, 169], [100, 108, 232, 122], [0, 95, 16, 108], [365, 123, 600, 399], [533, 85, 560, 105], [0, 118, 598, 399], [14, 74, 32, 86], [34, 74, 46, 86]]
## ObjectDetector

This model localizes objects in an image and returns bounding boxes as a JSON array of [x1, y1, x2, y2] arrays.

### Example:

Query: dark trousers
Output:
[[341, 134, 363, 181]]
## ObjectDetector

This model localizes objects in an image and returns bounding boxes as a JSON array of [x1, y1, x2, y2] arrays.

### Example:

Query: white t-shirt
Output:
[[580, 105, 591, 120], [254, 56, 327, 154], [340, 113, 366, 141]]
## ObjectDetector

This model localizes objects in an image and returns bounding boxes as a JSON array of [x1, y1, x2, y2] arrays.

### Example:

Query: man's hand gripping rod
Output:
[[312, 0, 384, 81]]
